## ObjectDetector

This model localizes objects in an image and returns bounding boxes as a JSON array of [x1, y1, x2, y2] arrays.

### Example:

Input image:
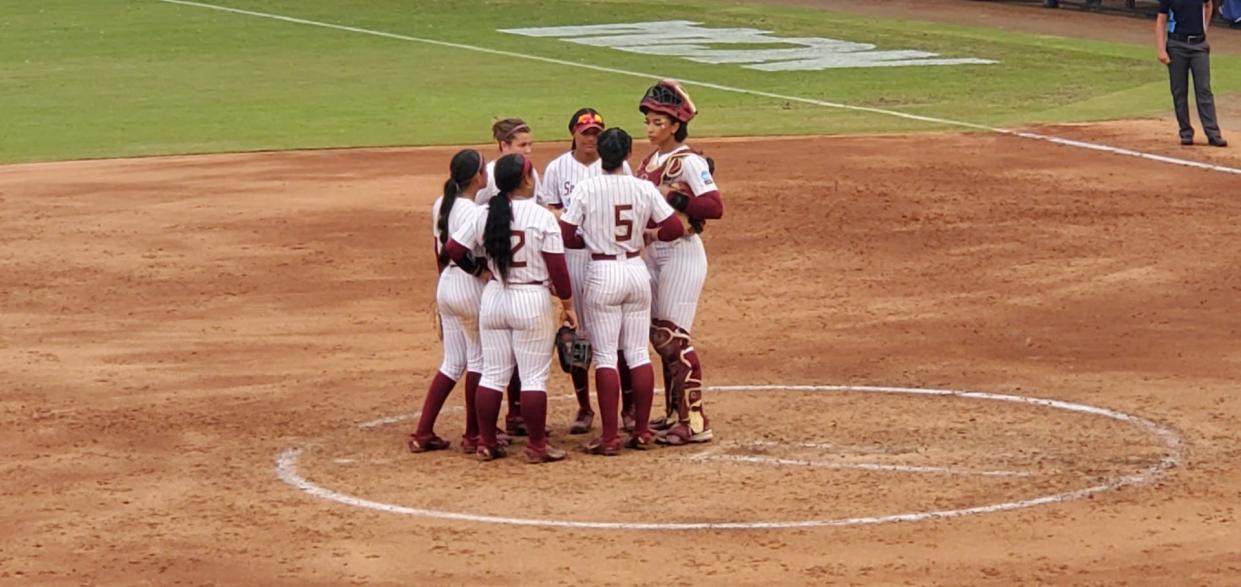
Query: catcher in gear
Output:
[[635, 79, 724, 445]]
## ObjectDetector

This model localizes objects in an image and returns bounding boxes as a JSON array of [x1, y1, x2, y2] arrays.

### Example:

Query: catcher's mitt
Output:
[[555, 326, 592, 372]]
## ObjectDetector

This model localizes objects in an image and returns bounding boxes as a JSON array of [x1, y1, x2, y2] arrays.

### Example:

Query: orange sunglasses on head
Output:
[[576, 112, 604, 126]]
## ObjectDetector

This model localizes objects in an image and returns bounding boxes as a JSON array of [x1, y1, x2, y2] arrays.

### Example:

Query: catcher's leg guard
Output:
[[683, 349, 709, 438], [650, 319, 712, 443], [651, 320, 690, 428], [650, 321, 711, 444]]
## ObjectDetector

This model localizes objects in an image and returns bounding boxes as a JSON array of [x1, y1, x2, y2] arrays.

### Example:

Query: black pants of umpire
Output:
[[1167, 37, 1223, 143]]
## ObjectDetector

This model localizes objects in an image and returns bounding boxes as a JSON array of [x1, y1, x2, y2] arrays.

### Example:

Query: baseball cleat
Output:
[[569, 408, 594, 434], [649, 414, 676, 432], [505, 414, 528, 437], [506, 415, 551, 438], [463, 433, 511, 453], [621, 405, 636, 433], [626, 432, 655, 450], [475, 445, 508, 462], [524, 444, 567, 464], [653, 423, 713, 446], [585, 437, 623, 456], [408, 434, 451, 453]]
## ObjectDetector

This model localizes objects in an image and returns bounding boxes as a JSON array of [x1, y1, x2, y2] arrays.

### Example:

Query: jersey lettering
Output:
[[510, 230, 528, 268], [614, 204, 634, 242]]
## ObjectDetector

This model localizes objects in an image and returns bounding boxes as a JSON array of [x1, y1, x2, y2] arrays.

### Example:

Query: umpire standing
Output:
[[1157, 0, 1228, 147]]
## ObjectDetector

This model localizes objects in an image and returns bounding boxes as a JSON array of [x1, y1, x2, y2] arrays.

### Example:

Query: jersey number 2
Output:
[[510, 230, 527, 268], [614, 205, 634, 242]]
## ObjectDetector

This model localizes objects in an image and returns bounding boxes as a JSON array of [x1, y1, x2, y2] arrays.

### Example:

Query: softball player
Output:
[[445, 153, 576, 463], [477, 118, 544, 204], [559, 128, 685, 454], [477, 118, 545, 437], [538, 108, 634, 434], [635, 80, 724, 445], [409, 149, 488, 453]]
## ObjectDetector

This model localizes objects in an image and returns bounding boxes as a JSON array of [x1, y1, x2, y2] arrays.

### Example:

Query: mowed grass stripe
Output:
[[3, 0, 1238, 162]]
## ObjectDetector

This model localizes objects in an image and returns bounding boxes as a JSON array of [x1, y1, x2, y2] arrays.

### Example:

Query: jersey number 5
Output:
[[510, 230, 528, 268], [614, 204, 634, 242]]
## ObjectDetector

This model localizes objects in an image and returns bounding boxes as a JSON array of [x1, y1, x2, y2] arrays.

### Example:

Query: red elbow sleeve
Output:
[[559, 219, 585, 249], [657, 215, 685, 242], [543, 252, 572, 299], [684, 190, 723, 220], [444, 239, 469, 263]]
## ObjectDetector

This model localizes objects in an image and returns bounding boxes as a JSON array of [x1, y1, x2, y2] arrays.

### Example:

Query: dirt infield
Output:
[[3, 122, 1241, 584]]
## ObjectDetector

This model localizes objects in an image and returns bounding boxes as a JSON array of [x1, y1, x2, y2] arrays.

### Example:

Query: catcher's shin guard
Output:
[[650, 320, 687, 425], [650, 320, 709, 439]]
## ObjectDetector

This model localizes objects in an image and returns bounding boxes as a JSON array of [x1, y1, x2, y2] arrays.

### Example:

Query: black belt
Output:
[[1168, 33, 1205, 43], [489, 278, 546, 286]]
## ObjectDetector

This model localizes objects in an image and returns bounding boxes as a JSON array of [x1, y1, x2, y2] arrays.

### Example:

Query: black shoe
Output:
[[1180, 137, 1194, 146], [1209, 138, 1228, 148]]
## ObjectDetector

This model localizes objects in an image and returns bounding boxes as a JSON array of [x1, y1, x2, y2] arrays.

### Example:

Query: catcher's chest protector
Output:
[[638, 147, 699, 188]]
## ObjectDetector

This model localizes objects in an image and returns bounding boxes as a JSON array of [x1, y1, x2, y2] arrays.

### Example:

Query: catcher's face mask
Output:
[[639, 79, 697, 123]]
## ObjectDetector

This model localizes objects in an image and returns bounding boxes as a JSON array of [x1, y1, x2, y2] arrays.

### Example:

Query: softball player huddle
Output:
[[410, 79, 723, 463]]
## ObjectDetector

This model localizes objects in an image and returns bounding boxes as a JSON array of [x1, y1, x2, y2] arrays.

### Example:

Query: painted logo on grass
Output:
[[500, 20, 997, 71]]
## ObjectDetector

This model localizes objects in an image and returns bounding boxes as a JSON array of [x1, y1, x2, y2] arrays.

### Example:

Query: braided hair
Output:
[[483, 153, 531, 282]]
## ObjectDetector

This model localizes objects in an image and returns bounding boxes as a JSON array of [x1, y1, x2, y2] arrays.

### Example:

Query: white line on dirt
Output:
[[158, 0, 1241, 176], [275, 384, 1183, 531], [694, 453, 1032, 477]]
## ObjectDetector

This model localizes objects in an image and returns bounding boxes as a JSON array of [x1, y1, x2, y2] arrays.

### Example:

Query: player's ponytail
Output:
[[484, 153, 530, 281], [439, 149, 484, 249]]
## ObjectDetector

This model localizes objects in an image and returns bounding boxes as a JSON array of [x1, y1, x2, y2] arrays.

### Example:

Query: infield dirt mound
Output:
[[3, 123, 1240, 584]]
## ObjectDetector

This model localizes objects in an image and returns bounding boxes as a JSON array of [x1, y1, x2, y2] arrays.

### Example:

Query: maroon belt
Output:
[[490, 278, 546, 286], [591, 251, 640, 261]]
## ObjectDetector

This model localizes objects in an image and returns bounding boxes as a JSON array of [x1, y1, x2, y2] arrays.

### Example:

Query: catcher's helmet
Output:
[[639, 79, 697, 123]]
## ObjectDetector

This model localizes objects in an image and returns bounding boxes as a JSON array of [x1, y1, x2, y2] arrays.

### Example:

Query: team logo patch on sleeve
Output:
[[701, 169, 714, 185]]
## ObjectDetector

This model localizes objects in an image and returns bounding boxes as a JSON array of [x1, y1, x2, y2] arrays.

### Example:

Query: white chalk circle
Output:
[[275, 384, 1182, 530]]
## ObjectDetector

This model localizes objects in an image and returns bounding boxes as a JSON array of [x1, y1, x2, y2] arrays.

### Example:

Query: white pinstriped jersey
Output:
[[452, 198, 565, 284], [475, 160, 543, 205], [538, 152, 633, 209], [636, 145, 717, 331], [562, 175, 676, 257], [432, 195, 484, 264]]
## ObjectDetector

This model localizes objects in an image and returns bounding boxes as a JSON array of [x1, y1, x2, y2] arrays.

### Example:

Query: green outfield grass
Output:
[[3, 0, 1239, 163]]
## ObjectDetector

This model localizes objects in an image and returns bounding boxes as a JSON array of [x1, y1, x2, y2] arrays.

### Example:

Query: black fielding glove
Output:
[[668, 192, 691, 212], [457, 253, 484, 276]]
